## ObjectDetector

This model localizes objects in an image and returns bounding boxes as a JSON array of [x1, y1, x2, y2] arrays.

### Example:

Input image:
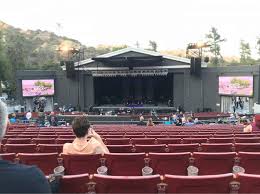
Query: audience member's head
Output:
[[72, 116, 91, 138], [0, 100, 8, 139], [139, 116, 144, 121], [187, 117, 193, 122]]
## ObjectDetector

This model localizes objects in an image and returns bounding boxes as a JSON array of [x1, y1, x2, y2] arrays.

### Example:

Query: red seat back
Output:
[[134, 144, 166, 153], [235, 143, 260, 152], [201, 143, 234, 152], [4, 144, 36, 153], [61, 154, 101, 175], [193, 152, 236, 175], [38, 144, 63, 153], [238, 152, 260, 174], [164, 173, 233, 193], [105, 153, 146, 176], [106, 145, 133, 153], [0, 153, 16, 162], [168, 144, 199, 153], [91, 174, 161, 194], [59, 173, 89, 193], [18, 153, 58, 175], [149, 152, 191, 175], [236, 173, 260, 193]]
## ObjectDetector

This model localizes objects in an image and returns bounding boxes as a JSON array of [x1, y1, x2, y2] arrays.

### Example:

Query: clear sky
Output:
[[1, 0, 260, 58]]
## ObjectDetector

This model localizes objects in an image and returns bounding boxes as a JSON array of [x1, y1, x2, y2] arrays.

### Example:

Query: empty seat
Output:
[[236, 173, 260, 193], [18, 153, 59, 175], [59, 173, 89, 193], [61, 154, 101, 175], [32, 138, 56, 144], [156, 138, 182, 144], [38, 144, 63, 153], [149, 152, 191, 175], [56, 138, 74, 144], [107, 145, 133, 153], [3, 144, 36, 153], [38, 135, 58, 138], [182, 138, 208, 144], [130, 138, 155, 145], [104, 138, 130, 145], [235, 143, 260, 152], [7, 138, 32, 144], [193, 152, 236, 175], [0, 153, 16, 162], [168, 144, 199, 153], [164, 173, 234, 193], [134, 144, 166, 153], [58, 135, 76, 139], [209, 138, 234, 143], [201, 143, 234, 152], [104, 153, 146, 176], [90, 174, 161, 194], [102, 135, 125, 139], [146, 135, 168, 138], [235, 137, 260, 143], [238, 152, 260, 174], [124, 135, 146, 138]]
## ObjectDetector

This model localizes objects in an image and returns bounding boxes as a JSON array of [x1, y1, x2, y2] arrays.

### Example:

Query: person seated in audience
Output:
[[146, 118, 155, 126], [63, 116, 109, 154], [243, 114, 260, 132], [48, 111, 58, 126], [9, 113, 17, 124], [184, 117, 195, 126], [0, 101, 51, 193], [137, 115, 146, 126]]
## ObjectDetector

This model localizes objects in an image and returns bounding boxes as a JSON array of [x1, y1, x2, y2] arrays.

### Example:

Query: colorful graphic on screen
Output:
[[22, 80, 55, 97], [219, 76, 253, 96]]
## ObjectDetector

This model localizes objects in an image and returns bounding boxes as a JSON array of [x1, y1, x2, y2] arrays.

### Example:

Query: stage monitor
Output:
[[22, 79, 55, 97], [218, 76, 253, 96]]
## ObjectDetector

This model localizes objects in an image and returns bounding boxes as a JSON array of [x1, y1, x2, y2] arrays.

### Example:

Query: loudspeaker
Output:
[[66, 61, 75, 78], [190, 57, 201, 77]]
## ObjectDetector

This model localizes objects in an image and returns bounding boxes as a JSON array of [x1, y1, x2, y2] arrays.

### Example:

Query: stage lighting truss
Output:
[[91, 69, 168, 77]]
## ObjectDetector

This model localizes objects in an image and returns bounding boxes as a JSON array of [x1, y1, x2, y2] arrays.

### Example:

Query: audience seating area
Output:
[[2, 124, 260, 193]]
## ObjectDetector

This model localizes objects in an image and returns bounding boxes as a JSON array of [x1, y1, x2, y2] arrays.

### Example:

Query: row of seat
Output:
[[49, 173, 259, 194], [2, 143, 260, 153], [2, 137, 260, 145], [1, 152, 260, 176]]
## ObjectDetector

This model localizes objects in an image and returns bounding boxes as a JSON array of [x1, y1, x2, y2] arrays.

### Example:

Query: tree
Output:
[[240, 40, 253, 64], [205, 27, 226, 66], [257, 37, 260, 60], [0, 30, 10, 96], [149, 40, 158, 51]]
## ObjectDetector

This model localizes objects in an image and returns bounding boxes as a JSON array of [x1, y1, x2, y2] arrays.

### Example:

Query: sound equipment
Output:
[[190, 57, 201, 77], [65, 61, 76, 78]]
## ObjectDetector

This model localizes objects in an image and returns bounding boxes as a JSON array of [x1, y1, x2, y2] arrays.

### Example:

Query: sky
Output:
[[1, 0, 260, 58]]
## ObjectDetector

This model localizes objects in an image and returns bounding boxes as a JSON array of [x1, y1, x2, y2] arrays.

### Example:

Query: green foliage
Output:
[[240, 40, 253, 65], [148, 40, 158, 51], [205, 27, 226, 66], [257, 37, 260, 59]]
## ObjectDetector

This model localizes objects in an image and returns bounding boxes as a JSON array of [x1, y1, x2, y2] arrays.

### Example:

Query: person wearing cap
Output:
[[243, 114, 260, 132]]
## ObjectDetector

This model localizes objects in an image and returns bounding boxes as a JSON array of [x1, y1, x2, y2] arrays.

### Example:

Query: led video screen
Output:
[[22, 79, 55, 97], [218, 76, 253, 96]]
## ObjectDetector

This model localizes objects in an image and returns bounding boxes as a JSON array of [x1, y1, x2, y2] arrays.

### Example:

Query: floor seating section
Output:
[[237, 152, 260, 174]]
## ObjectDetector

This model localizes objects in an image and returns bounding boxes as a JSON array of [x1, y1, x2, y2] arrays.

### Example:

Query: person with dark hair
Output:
[[63, 116, 109, 154], [0, 101, 51, 193]]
